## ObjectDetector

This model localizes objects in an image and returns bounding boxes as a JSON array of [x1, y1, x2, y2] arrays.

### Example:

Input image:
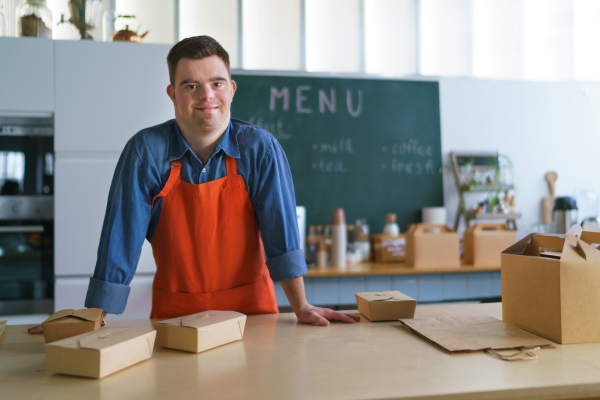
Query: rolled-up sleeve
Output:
[[84, 138, 153, 314], [252, 138, 307, 282]]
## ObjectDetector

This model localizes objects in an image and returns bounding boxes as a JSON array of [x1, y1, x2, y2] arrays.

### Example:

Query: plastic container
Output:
[[16, 0, 52, 38]]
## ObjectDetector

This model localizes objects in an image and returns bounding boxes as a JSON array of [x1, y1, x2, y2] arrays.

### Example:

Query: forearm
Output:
[[279, 276, 309, 315]]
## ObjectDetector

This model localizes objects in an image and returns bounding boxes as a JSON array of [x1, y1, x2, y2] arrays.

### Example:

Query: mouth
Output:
[[195, 105, 219, 112]]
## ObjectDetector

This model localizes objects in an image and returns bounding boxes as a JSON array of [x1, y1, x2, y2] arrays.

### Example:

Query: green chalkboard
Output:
[[231, 74, 443, 234]]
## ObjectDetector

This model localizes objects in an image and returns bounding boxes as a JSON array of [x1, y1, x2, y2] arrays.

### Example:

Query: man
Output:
[[30, 36, 357, 333]]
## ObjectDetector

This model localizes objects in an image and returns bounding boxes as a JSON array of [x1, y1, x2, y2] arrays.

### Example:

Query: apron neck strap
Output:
[[151, 159, 182, 211], [226, 155, 237, 177]]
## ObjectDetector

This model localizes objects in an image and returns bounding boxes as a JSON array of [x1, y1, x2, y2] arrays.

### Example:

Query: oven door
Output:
[[0, 220, 54, 314]]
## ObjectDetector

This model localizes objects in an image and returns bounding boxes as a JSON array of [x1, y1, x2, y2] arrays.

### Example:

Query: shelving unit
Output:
[[450, 152, 521, 230]]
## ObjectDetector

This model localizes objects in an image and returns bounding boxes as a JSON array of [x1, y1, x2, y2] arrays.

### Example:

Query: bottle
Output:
[[323, 225, 332, 261], [305, 225, 317, 265], [383, 213, 400, 237], [16, 0, 52, 38], [331, 209, 347, 268], [316, 240, 328, 268], [354, 219, 371, 262], [347, 224, 356, 250]]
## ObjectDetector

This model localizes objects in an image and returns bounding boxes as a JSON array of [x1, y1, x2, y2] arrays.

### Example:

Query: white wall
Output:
[[440, 78, 600, 235]]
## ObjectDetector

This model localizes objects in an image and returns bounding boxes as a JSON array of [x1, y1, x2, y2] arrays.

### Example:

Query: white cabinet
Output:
[[54, 156, 156, 276], [55, 275, 154, 320], [54, 40, 174, 153], [0, 37, 54, 112]]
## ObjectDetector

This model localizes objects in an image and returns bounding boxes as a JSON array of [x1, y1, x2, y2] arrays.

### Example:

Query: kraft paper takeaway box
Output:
[[502, 234, 600, 344], [355, 291, 417, 321], [42, 308, 103, 343], [405, 224, 460, 268], [154, 310, 247, 353], [45, 327, 156, 378], [463, 223, 517, 267]]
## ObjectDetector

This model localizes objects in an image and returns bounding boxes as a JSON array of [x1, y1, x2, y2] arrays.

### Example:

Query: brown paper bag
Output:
[[399, 315, 555, 361]]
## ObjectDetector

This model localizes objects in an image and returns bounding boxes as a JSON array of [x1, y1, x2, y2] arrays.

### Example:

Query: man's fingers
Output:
[[322, 309, 358, 323], [28, 325, 43, 334]]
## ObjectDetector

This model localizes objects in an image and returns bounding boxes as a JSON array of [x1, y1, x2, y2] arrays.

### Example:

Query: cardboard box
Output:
[[502, 234, 600, 344], [154, 310, 246, 353], [463, 223, 517, 266], [372, 234, 406, 262], [405, 224, 460, 268], [355, 291, 417, 321], [42, 308, 103, 343], [45, 327, 156, 378]]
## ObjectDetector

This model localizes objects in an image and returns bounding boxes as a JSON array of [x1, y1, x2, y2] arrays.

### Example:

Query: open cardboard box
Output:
[[356, 291, 416, 321], [42, 308, 103, 343], [154, 310, 246, 353], [405, 224, 460, 268], [45, 327, 156, 378], [502, 233, 600, 344], [463, 223, 517, 267]]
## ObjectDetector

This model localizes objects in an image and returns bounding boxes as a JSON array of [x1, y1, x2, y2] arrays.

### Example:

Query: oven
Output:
[[0, 114, 54, 315]]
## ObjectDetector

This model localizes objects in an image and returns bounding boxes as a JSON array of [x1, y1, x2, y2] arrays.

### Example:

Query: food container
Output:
[[16, 0, 52, 38]]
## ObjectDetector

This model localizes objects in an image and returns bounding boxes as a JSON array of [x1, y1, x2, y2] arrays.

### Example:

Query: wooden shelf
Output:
[[305, 261, 500, 278]]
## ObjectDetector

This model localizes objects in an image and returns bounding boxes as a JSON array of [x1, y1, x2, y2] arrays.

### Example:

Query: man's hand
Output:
[[27, 311, 108, 334], [296, 304, 359, 326], [280, 276, 360, 326]]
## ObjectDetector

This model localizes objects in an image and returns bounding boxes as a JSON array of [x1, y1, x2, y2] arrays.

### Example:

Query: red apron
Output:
[[149, 155, 279, 318]]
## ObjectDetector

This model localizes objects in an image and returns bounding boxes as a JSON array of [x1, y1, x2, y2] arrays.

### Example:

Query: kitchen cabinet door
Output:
[[55, 274, 154, 320], [0, 37, 54, 112], [55, 156, 156, 276], [54, 40, 174, 153]]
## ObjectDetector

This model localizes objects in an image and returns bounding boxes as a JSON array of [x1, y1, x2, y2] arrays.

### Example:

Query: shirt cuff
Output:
[[84, 277, 131, 315], [266, 249, 307, 282]]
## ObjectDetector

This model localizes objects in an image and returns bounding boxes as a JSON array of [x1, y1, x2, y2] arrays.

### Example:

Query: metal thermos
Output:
[[553, 197, 578, 234]]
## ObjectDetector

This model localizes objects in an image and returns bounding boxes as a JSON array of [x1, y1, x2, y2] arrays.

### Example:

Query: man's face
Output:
[[167, 56, 236, 137]]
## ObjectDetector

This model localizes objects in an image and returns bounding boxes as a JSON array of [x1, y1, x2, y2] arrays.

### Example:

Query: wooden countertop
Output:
[[4, 303, 600, 399], [305, 261, 500, 277]]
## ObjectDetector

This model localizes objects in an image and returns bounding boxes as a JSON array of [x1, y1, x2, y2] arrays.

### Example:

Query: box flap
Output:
[[413, 224, 454, 234], [43, 309, 75, 323], [581, 231, 600, 247], [566, 224, 583, 237], [156, 310, 246, 329], [43, 308, 102, 323], [472, 223, 512, 232], [71, 308, 103, 322], [46, 327, 156, 350], [356, 291, 414, 302]]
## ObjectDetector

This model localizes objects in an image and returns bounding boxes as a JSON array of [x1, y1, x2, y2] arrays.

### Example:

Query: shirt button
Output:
[[202, 168, 206, 173]]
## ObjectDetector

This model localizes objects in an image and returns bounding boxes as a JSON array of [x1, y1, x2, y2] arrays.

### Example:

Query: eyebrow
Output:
[[179, 77, 228, 86]]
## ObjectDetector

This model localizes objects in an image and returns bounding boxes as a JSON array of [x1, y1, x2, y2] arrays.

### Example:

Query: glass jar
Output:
[[16, 0, 52, 38], [0, 0, 6, 36]]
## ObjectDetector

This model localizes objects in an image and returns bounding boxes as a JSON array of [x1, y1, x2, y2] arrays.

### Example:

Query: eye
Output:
[[186, 84, 197, 90], [214, 82, 223, 88]]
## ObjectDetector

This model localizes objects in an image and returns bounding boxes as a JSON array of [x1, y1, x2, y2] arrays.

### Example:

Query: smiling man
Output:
[[76, 35, 358, 326]]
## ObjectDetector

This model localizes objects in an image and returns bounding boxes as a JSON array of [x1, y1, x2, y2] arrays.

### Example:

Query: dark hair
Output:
[[167, 35, 231, 86]]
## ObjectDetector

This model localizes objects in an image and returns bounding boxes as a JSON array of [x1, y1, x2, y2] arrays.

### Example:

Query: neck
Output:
[[178, 119, 229, 164]]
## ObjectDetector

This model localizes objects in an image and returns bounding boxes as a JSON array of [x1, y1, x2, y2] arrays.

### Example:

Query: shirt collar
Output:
[[170, 119, 241, 162]]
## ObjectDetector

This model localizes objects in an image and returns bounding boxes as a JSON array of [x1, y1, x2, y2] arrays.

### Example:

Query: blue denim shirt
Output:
[[84, 118, 307, 314]]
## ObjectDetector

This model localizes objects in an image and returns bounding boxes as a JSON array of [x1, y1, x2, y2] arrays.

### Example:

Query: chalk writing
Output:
[[390, 158, 436, 175], [312, 160, 348, 173], [390, 139, 433, 157], [248, 116, 293, 140], [312, 138, 355, 154], [269, 86, 363, 117]]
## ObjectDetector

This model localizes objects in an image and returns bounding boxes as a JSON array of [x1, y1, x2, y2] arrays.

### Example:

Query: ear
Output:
[[167, 84, 176, 104], [231, 80, 237, 98]]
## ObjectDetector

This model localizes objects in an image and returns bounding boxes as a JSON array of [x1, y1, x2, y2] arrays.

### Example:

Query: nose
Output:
[[198, 84, 214, 100]]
